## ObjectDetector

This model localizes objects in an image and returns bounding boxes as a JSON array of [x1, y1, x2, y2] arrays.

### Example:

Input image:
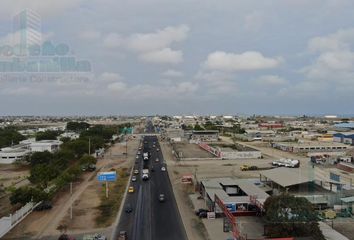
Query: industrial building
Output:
[[200, 177, 269, 215], [189, 130, 219, 142], [271, 141, 351, 155], [333, 132, 354, 145], [259, 167, 339, 207], [20, 139, 63, 153]]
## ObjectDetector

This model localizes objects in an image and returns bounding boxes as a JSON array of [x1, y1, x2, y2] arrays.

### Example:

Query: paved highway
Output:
[[115, 122, 187, 240]]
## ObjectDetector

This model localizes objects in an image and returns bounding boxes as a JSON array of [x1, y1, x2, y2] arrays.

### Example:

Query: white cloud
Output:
[[203, 51, 282, 72], [139, 48, 183, 64], [308, 28, 354, 53], [255, 75, 288, 86], [103, 33, 123, 48], [99, 72, 124, 83], [161, 69, 184, 77], [107, 82, 127, 93], [126, 25, 189, 52]]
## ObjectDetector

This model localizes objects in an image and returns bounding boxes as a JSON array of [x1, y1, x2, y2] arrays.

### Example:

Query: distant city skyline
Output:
[[0, 1, 354, 115]]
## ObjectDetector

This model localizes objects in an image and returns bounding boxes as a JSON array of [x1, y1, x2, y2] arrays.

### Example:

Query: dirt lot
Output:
[[173, 142, 216, 159], [0, 164, 30, 218], [4, 139, 138, 240], [332, 217, 354, 240]]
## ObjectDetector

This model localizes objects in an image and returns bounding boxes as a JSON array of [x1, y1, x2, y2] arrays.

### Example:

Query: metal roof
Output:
[[260, 167, 314, 188], [201, 177, 269, 203], [340, 196, 354, 203]]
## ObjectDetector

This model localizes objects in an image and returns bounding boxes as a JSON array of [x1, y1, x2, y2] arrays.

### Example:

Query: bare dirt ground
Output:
[[332, 218, 354, 240], [0, 164, 30, 218], [4, 139, 138, 240], [173, 142, 216, 159]]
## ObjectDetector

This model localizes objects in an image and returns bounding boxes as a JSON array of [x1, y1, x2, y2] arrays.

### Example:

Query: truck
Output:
[[272, 158, 300, 168], [142, 169, 149, 180], [143, 152, 149, 161]]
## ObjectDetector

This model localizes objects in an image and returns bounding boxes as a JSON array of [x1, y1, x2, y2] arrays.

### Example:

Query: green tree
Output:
[[10, 186, 48, 205], [66, 121, 90, 132], [36, 130, 61, 141], [79, 155, 97, 166], [194, 124, 204, 130], [0, 127, 26, 148], [29, 151, 54, 166], [263, 194, 324, 240], [29, 164, 59, 188], [61, 139, 89, 158]]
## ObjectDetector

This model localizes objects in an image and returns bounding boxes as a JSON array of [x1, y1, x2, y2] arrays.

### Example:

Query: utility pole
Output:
[[88, 137, 91, 155], [70, 182, 73, 220]]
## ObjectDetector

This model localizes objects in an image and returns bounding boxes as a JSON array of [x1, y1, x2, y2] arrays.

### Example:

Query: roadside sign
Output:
[[97, 171, 117, 182]]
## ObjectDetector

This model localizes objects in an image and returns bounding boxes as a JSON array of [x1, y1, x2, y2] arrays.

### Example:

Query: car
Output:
[[128, 186, 134, 193], [159, 194, 165, 202], [156, 148, 160, 152], [195, 208, 208, 217], [118, 231, 127, 240], [151, 166, 155, 172], [161, 166, 166, 172], [133, 169, 139, 175], [137, 151, 141, 155], [152, 145, 156, 148], [125, 203, 133, 213], [138, 147, 142, 150], [136, 155, 139, 159], [131, 176, 137, 182], [34, 201, 52, 211], [155, 158, 159, 162]]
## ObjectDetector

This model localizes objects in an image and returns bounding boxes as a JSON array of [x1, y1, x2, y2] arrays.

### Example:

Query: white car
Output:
[[132, 176, 137, 182], [155, 158, 159, 162], [161, 166, 166, 172], [136, 155, 139, 159]]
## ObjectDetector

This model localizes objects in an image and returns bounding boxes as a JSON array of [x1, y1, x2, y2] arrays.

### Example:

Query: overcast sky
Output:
[[1, 0, 354, 116]]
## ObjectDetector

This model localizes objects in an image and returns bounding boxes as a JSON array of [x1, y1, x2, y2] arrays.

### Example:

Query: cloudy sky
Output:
[[1, 0, 354, 116]]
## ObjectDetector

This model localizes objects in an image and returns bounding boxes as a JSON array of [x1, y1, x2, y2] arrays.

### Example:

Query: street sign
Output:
[[97, 171, 117, 182]]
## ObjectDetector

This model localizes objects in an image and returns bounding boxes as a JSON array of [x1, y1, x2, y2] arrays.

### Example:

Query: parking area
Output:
[[173, 142, 216, 159]]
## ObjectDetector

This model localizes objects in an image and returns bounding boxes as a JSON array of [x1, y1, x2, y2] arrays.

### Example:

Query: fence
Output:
[[0, 201, 40, 238]]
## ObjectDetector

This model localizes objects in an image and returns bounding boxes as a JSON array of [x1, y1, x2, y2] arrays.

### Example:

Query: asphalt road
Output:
[[116, 122, 187, 240]]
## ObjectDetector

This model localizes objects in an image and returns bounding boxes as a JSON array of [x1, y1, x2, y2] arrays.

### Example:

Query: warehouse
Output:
[[190, 130, 219, 142], [271, 141, 351, 154], [200, 177, 269, 215], [259, 167, 338, 207], [333, 132, 354, 145]]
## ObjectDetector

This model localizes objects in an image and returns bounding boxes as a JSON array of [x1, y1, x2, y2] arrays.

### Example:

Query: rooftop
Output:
[[260, 167, 314, 188]]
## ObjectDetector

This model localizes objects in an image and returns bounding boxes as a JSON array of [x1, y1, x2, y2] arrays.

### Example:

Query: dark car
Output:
[[118, 231, 127, 240], [195, 208, 208, 216], [125, 204, 133, 213], [34, 201, 53, 211]]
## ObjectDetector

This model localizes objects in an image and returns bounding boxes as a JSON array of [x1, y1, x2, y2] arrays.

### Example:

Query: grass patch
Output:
[[95, 167, 130, 227]]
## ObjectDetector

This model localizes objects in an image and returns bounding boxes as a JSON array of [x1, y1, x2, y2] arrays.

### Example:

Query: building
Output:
[[13, 9, 41, 56], [258, 122, 284, 129], [198, 142, 262, 159], [189, 130, 219, 142], [244, 130, 275, 141], [271, 141, 351, 155], [333, 132, 354, 145], [333, 123, 354, 132], [0, 144, 30, 164], [200, 177, 269, 215], [20, 139, 62, 153], [259, 167, 338, 207]]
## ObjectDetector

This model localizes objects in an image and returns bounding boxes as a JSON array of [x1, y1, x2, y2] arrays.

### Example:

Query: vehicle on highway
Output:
[[142, 169, 149, 180], [143, 152, 149, 161], [156, 148, 160, 152], [133, 169, 139, 175], [138, 147, 142, 150], [155, 158, 159, 162], [151, 166, 155, 172], [136, 155, 139, 159], [131, 176, 137, 182], [159, 194, 165, 202], [125, 203, 133, 213], [161, 166, 166, 172], [128, 186, 134, 193], [118, 231, 127, 240], [137, 151, 141, 155]]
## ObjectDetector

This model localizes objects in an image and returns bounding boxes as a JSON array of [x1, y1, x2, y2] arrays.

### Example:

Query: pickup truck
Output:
[[142, 169, 149, 180]]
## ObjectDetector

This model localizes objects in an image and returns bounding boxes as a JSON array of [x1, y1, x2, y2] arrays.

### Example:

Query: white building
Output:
[[20, 139, 63, 153], [0, 145, 30, 164]]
